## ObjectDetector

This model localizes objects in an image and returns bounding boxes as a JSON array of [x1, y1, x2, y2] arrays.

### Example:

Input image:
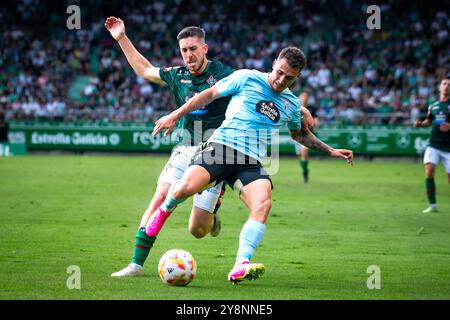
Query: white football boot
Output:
[[111, 263, 144, 277]]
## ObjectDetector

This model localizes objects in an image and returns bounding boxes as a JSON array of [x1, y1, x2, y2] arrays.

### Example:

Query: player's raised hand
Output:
[[104, 16, 126, 41], [152, 114, 177, 137], [330, 149, 354, 165]]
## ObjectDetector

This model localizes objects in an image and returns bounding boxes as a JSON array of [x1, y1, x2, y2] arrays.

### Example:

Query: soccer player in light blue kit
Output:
[[150, 47, 354, 284]]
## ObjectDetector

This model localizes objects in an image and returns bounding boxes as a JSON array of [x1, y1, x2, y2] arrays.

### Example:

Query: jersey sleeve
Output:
[[222, 64, 235, 77], [213, 61, 235, 78], [426, 105, 433, 121], [215, 69, 251, 97], [158, 67, 179, 90], [288, 109, 302, 131]]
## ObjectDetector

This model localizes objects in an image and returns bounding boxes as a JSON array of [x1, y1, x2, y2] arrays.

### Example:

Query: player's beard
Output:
[[268, 74, 283, 92], [190, 57, 207, 73], [440, 89, 450, 101], [267, 74, 276, 91]]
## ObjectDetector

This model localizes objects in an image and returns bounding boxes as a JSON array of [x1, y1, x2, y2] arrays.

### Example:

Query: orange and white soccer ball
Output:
[[158, 249, 197, 286]]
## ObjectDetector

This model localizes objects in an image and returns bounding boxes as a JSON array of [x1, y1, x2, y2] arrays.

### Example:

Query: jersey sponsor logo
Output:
[[434, 112, 446, 124], [185, 92, 208, 115], [180, 79, 192, 84], [256, 100, 280, 123], [188, 109, 208, 115]]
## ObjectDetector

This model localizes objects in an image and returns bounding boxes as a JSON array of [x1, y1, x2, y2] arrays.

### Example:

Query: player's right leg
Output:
[[189, 182, 225, 238], [294, 141, 308, 183], [422, 147, 439, 213], [111, 183, 170, 277], [188, 206, 215, 239], [300, 147, 309, 183], [227, 173, 272, 284]]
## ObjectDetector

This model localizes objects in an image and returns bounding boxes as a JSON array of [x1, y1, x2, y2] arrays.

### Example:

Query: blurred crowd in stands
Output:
[[0, 0, 449, 125]]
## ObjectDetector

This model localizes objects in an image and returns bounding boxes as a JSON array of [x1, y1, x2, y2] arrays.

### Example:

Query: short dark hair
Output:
[[177, 26, 206, 42], [278, 47, 307, 71]]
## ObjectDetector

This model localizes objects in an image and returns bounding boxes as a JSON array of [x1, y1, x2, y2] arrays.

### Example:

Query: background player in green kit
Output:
[[293, 89, 320, 183], [105, 17, 233, 277], [413, 75, 450, 213]]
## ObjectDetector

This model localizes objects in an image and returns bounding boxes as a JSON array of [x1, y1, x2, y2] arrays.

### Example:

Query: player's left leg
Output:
[[423, 163, 438, 213], [211, 183, 227, 235], [146, 165, 213, 237], [422, 147, 440, 213], [227, 178, 272, 284]]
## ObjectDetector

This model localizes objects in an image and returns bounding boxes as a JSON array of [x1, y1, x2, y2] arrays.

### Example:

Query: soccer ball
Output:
[[158, 249, 197, 286]]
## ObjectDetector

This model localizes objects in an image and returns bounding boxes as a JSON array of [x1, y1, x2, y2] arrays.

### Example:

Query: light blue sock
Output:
[[161, 183, 185, 212], [236, 219, 266, 263]]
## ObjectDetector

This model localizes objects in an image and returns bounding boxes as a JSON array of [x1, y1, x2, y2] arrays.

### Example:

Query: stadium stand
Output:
[[0, 0, 448, 125]]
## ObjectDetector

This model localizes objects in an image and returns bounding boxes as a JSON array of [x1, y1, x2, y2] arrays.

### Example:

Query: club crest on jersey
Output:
[[256, 100, 280, 123], [206, 76, 217, 87]]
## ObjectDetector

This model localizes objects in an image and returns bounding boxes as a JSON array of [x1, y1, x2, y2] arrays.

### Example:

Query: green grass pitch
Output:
[[1, 155, 449, 299]]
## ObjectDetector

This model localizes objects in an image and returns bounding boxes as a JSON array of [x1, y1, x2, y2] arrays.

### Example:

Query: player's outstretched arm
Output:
[[104, 16, 162, 83], [413, 108, 433, 128], [413, 119, 431, 128], [290, 128, 353, 165], [152, 87, 221, 137]]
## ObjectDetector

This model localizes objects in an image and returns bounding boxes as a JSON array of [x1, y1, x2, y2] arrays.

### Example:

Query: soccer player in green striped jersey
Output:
[[293, 89, 320, 183], [413, 75, 450, 213]]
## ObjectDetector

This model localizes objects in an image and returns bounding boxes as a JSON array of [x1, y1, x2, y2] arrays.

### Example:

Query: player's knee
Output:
[[425, 169, 435, 178], [155, 192, 167, 204], [189, 226, 208, 239], [260, 199, 272, 213], [173, 180, 191, 199], [188, 221, 208, 238], [424, 164, 436, 178], [250, 199, 271, 220], [148, 191, 167, 210]]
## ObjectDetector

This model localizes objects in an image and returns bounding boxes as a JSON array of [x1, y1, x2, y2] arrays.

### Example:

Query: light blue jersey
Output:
[[209, 69, 302, 162]]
